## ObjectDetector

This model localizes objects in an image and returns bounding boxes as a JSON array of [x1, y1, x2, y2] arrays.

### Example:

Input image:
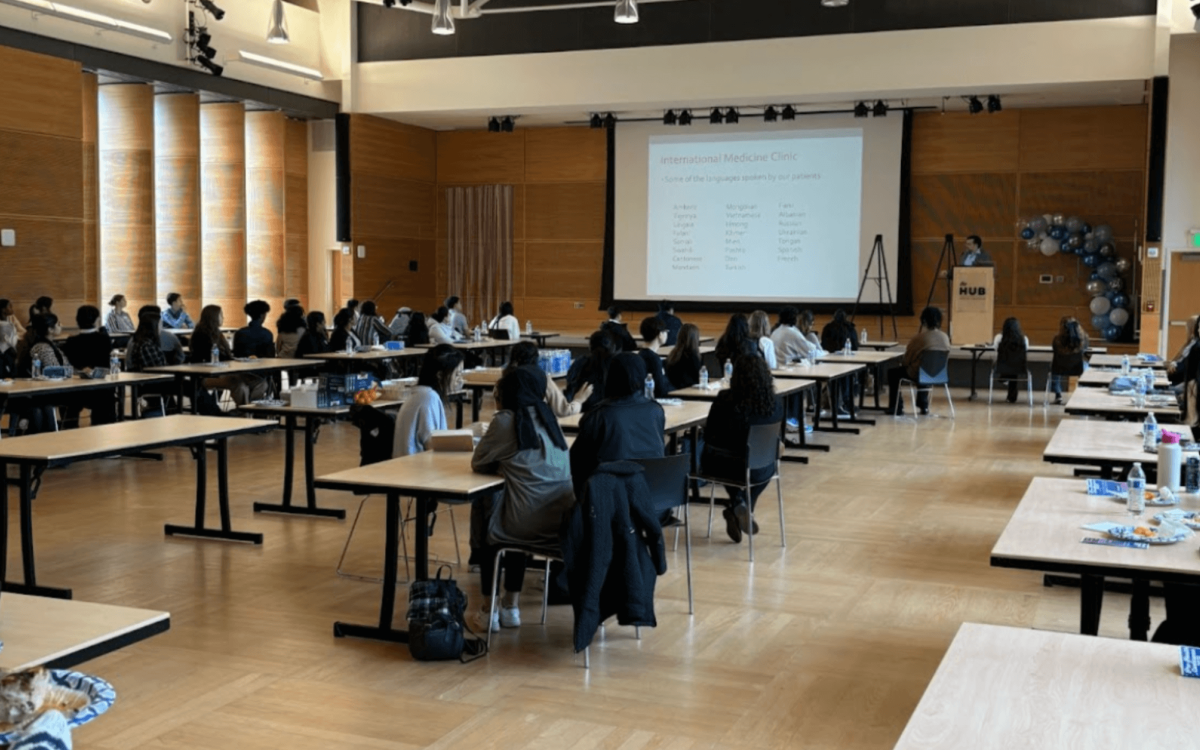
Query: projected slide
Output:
[[646, 130, 863, 300]]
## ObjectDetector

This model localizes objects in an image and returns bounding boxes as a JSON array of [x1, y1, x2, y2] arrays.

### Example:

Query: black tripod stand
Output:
[[851, 234, 899, 341], [925, 234, 958, 311]]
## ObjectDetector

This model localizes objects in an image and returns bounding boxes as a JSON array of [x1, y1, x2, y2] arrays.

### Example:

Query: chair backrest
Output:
[[1051, 349, 1086, 377], [917, 350, 950, 386], [630, 453, 691, 513], [994, 342, 1028, 378], [489, 328, 511, 340], [746, 421, 783, 468]]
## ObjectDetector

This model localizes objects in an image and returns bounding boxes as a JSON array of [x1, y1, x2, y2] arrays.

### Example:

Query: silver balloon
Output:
[[1094, 224, 1114, 243], [1090, 296, 1112, 316], [1107, 277, 1124, 293], [1098, 243, 1115, 257], [1109, 308, 1130, 327], [1097, 262, 1118, 281], [1086, 280, 1108, 296], [1065, 216, 1084, 233], [1028, 216, 1048, 235], [1026, 239, 1041, 250], [1115, 258, 1131, 274], [1040, 236, 1059, 257], [1052, 214, 1065, 226]]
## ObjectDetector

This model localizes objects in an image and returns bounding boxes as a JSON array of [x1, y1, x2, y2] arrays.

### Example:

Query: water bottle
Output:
[[1121, 354, 1130, 375], [843, 338, 852, 356], [345, 337, 353, 356], [109, 350, 120, 381], [644, 373, 655, 400], [1186, 456, 1200, 494], [1158, 431, 1182, 493], [473, 326, 481, 343], [699, 366, 709, 389], [31, 358, 41, 380], [1143, 412, 1158, 452], [723, 359, 733, 384], [1127, 462, 1146, 516], [1134, 375, 1147, 407], [211, 344, 220, 365], [860, 328, 868, 344], [526, 320, 533, 336], [1143, 369, 1155, 395]]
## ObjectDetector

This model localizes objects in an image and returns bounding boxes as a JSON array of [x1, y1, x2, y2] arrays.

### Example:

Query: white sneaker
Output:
[[499, 606, 521, 628], [474, 608, 499, 633], [785, 418, 800, 433]]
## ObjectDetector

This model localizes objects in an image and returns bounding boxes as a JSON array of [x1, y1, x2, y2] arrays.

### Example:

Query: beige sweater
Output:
[[902, 329, 952, 379]]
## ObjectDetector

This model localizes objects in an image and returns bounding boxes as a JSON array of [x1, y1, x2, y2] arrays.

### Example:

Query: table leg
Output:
[[2, 463, 72, 599], [968, 351, 983, 402], [1080, 574, 1104, 636], [780, 391, 809, 464], [0, 460, 6, 601], [472, 388, 482, 423], [166, 440, 263, 544], [333, 491, 411, 643], [687, 425, 704, 503], [789, 387, 830, 453], [456, 399, 464, 429], [841, 374, 876, 427], [813, 378, 861, 435], [255, 416, 346, 519], [1129, 578, 1151, 641]]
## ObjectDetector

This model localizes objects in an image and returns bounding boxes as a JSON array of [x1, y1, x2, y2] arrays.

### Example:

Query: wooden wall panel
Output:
[[353, 175, 436, 239], [0, 130, 84, 221], [1019, 106, 1148, 171], [284, 118, 309, 309], [200, 103, 247, 317], [1017, 171, 1144, 238], [910, 112, 1020, 174], [350, 116, 435, 181], [525, 183, 606, 241], [910, 173, 1018, 240], [525, 242, 604, 298], [436, 131, 525, 184], [354, 236, 437, 316], [98, 84, 156, 313], [154, 93, 201, 309], [0, 46, 83, 140], [246, 110, 287, 314], [82, 73, 98, 306], [525, 128, 607, 182], [0, 218, 86, 316]]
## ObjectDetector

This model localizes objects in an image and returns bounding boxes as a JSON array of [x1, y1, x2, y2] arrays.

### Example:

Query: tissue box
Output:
[[380, 378, 416, 402], [288, 386, 324, 409], [430, 429, 475, 452]]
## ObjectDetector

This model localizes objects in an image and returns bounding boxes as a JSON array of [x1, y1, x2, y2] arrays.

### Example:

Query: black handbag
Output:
[[405, 565, 487, 662]]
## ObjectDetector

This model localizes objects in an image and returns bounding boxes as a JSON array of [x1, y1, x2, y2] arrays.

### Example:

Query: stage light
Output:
[[709, 108, 723, 125], [763, 106, 778, 122], [195, 37, 216, 58], [196, 55, 223, 76], [853, 102, 869, 118], [603, 112, 617, 129], [967, 96, 983, 114], [198, 0, 224, 20], [589, 113, 602, 129], [267, 0, 289, 44], [725, 107, 739, 124], [678, 109, 692, 126], [615, 0, 638, 24], [781, 105, 796, 121], [383, 0, 395, 6], [432, 0, 455, 35], [872, 100, 887, 117], [663, 110, 677, 126], [487, 117, 500, 133], [501, 116, 515, 133], [1192, 0, 1200, 31], [987, 95, 1002, 114]]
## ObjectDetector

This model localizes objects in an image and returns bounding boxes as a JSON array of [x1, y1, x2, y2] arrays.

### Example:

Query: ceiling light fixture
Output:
[[501, 116, 515, 133], [872, 100, 888, 117], [725, 107, 739, 124], [987, 94, 1002, 114], [678, 109, 692, 126], [1191, 0, 1200, 32], [488, 117, 500, 133], [0, 0, 174, 43], [237, 50, 323, 80], [663, 110, 677, 126], [853, 102, 869, 118], [614, 0, 638, 24], [709, 107, 723, 125], [821, 0, 849, 6], [967, 95, 984, 114], [432, 0, 455, 35], [763, 105, 778, 123], [267, 0, 289, 44], [603, 112, 617, 129], [781, 105, 796, 121]]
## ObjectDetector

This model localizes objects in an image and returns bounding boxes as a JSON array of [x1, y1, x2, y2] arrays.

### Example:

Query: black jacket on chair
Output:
[[561, 460, 667, 653]]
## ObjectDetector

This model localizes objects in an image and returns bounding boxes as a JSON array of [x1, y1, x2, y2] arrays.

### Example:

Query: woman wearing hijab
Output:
[[502, 341, 592, 417], [470, 366, 576, 631], [564, 330, 618, 413], [569, 352, 666, 498]]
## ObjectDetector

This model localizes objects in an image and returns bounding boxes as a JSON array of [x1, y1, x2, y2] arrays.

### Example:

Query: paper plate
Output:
[[1106, 525, 1191, 545], [1153, 511, 1200, 531], [0, 671, 116, 743]]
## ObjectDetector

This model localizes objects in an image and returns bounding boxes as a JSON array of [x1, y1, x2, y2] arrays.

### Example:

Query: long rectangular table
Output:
[[960, 344, 1109, 400], [991, 476, 1200, 640], [1064, 387, 1182, 421], [1077, 369, 1172, 389], [314, 452, 505, 644], [816, 350, 902, 410], [522, 331, 560, 347], [146, 358, 316, 414], [0, 373, 175, 425], [893, 622, 1200, 750], [774, 362, 870, 434], [304, 349, 425, 374], [0, 594, 170, 670], [670, 378, 816, 464], [1090, 353, 1166, 370], [0, 415, 276, 598], [1043, 419, 1196, 479], [461, 367, 567, 422], [238, 401, 403, 519]]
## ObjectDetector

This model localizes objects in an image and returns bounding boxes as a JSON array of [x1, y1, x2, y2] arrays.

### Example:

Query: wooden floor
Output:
[[15, 392, 1157, 749]]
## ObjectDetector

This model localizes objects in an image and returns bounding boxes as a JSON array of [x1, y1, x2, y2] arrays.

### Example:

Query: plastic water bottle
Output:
[[860, 328, 868, 344], [723, 359, 733, 384], [526, 320, 533, 336], [211, 345, 220, 365], [344, 337, 353, 356], [1121, 354, 1130, 375], [644, 373, 655, 400], [1143, 369, 1155, 395], [1134, 375, 1147, 407], [109, 350, 120, 381], [473, 325, 481, 343], [1158, 431, 1182, 493], [843, 338, 852, 356], [31, 358, 41, 380], [699, 366, 709, 389], [1186, 456, 1200, 494], [1143, 412, 1158, 452], [1127, 462, 1146, 516]]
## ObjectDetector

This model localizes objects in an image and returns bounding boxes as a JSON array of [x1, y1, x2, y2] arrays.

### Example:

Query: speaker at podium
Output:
[[951, 266, 994, 345]]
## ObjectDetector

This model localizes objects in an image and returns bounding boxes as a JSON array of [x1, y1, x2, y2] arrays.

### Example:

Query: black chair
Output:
[[632, 454, 693, 614], [989, 345, 1033, 406], [1044, 349, 1086, 406], [898, 350, 955, 419], [691, 421, 785, 563], [488, 328, 511, 341]]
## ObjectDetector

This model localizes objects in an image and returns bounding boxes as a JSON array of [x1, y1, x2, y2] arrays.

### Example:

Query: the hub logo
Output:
[[959, 281, 987, 297]]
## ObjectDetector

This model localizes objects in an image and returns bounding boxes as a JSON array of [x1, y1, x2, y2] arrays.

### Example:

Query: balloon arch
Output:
[[1019, 214, 1132, 342]]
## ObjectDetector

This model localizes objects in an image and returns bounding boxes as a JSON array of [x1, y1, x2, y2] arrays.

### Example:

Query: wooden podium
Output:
[[950, 266, 994, 345]]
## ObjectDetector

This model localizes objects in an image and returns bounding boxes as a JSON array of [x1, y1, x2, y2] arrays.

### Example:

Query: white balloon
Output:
[[1040, 237, 1059, 256], [1109, 308, 1130, 327], [1090, 296, 1112, 316]]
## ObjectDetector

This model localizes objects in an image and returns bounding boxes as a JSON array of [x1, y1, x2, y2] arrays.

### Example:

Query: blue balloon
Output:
[[1083, 239, 1098, 253], [1083, 254, 1101, 268], [1060, 240, 1073, 253], [1020, 227, 1035, 240], [1050, 227, 1068, 240], [1104, 290, 1118, 301], [1112, 294, 1129, 309], [1104, 326, 1123, 342], [1081, 223, 1092, 235], [1089, 272, 1101, 281], [1075, 246, 1087, 256], [1091, 314, 1111, 331]]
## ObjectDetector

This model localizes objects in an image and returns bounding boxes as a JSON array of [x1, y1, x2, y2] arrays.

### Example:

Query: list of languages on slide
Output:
[[645, 134, 862, 299]]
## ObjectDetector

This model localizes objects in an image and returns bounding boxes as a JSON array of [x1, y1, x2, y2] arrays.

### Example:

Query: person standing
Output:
[[961, 235, 994, 267]]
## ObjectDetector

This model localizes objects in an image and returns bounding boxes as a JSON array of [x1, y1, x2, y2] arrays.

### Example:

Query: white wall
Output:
[[354, 17, 1159, 117], [0, 0, 339, 102], [1161, 33, 1200, 347]]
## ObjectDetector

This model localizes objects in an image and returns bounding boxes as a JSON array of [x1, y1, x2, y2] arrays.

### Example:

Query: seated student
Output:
[[702, 355, 783, 543], [188, 305, 269, 407], [656, 300, 683, 346], [799, 309, 824, 351], [327, 308, 361, 353], [275, 303, 306, 358], [62, 306, 120, 424], [428, 306, 464, 345], [125, 305, 168, 373], [488, 301, 521, 341], [105, 295, 135, 334], [16, 314, 65, 433], [770, 307, 822, 364], [0, 299, 26, 338], [636, 316, 675, 398], [233, 300, 275, 359], [887, 306, 951, 416], [1169, 314, 1200, 426], [569, 352, 666, 498], [1167, 314, 1199, 383], [665, 322, 704, 389], [346, 298, 361, 325], [406, 312, 430, 346], [389, 306, 412, 339], [600, 305, 638, 352], [445, 296, 469, 338], [749, 310, 777, 370], [393, 344, 464, 457], [821, 308, 858, 354], [992, 317, 1030, 403], [160, 327, 186, 366], [295, 311, 329, 358], [470, 365, 576, 632], [502, 341, 592, 417], [1050, 316, 1089, 405], [27, 296, 53, 327], [353, 300, 393, 346], [0, 321, 17, 378], [161, 293, 194, 329], [565, 330, 618, 413], [715, 313, 759, 369]]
